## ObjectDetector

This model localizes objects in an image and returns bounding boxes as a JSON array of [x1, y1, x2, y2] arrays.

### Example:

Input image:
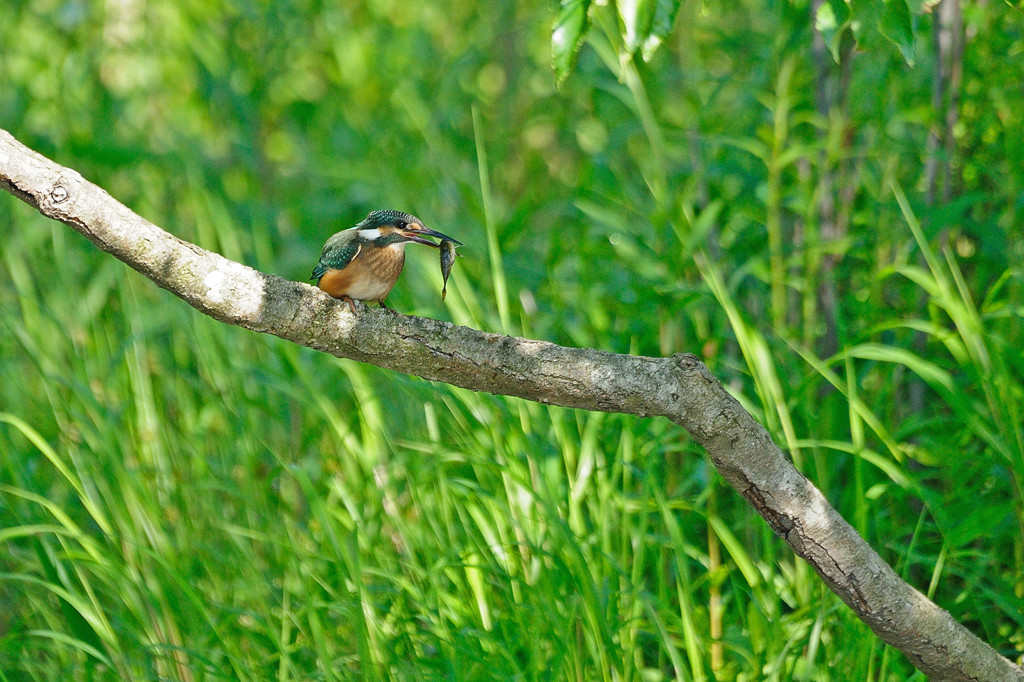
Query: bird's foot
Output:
[[341, 296, 358, 314]]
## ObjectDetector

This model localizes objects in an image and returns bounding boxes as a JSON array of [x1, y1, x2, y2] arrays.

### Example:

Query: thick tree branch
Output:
[[1, 128, 1020, 681]]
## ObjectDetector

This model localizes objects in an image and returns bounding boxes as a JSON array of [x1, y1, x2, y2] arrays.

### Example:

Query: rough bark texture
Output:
[[1, 128, 1021, 681]]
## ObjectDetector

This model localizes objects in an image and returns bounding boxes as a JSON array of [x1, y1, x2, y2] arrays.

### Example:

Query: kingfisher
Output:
[[311, 209, 461, 313]]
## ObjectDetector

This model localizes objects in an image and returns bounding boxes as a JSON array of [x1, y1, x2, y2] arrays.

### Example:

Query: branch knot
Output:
[[50, 181, 69, 203]]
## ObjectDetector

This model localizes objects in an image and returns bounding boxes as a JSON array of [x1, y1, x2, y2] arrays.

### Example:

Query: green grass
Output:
[[3, 0, 1024, 679]]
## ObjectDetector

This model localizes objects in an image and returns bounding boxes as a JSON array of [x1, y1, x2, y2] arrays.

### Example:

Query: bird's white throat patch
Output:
[[357, 228, 382, 240]]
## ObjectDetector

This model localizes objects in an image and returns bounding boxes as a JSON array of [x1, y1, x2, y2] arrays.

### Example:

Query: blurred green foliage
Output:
[[2, 0, 1023, 679]]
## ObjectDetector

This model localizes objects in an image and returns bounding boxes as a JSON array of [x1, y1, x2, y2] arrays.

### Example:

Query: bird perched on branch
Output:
[[312, 209, 462, 313]]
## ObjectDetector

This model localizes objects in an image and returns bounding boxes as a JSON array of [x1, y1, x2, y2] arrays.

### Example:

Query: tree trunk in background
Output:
[[809, 0, 853, 361], [913, 0, 964, 415]]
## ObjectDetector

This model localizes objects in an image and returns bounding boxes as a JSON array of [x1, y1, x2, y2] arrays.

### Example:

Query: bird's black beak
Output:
[[400, 226, 463, 248]]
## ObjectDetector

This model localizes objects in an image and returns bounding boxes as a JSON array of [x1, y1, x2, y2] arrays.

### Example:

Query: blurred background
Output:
[[1, 0, 1022, 678]]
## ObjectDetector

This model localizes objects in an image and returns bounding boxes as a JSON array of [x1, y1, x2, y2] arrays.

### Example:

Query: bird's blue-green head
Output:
[[355, 209, 462, 248]]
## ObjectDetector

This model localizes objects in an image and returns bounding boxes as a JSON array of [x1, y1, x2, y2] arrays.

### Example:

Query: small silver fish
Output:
[[440, 239, 459, 300]]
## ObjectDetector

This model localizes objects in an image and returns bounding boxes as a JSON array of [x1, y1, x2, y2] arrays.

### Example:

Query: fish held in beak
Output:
[[439, 239, 459, 300]]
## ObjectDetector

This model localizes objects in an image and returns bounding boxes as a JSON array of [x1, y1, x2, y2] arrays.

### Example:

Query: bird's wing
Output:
[[311, 239, 362, 281]]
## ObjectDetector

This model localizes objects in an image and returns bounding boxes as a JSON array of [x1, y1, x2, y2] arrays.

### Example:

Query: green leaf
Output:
[[849, 0, 916, 64], [554, 0, 681, 79], [849, 0, 884, 47], [845, 343, 955, 394], [619, 0, 684, 60], [815, 0, 851, 62], [618, 0, 649, 53], [553, 0, 592, 85], [641, 0, 684, 61], [880, 0, 915, 64]]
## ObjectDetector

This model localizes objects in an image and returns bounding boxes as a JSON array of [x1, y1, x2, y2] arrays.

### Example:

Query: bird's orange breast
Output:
[[317, 245, 406, 302]]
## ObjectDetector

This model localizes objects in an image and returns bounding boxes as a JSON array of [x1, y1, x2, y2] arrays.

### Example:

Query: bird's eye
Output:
[[395, 220, 407, 229]]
